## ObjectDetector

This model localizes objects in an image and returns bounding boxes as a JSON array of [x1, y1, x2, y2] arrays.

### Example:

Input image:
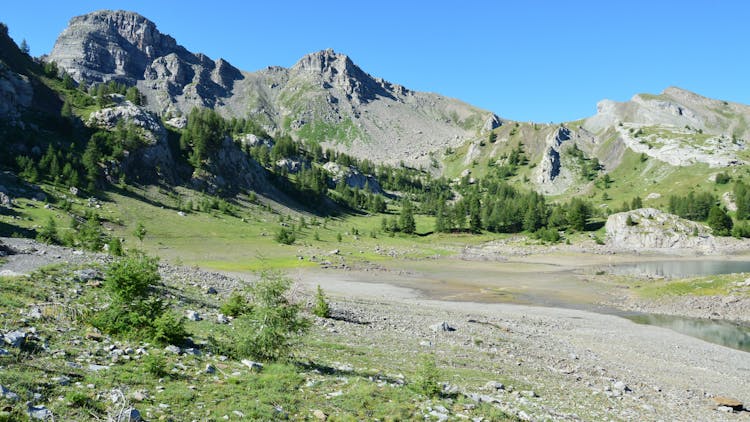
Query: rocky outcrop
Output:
[[535, 127, 573, 195], [605, 208, 716, 252], [87, 101, 177, 183], [323, 162, 382, 193], [190, 137, 269, 195], [49, 10, 243, 115], [0, 62, 33, 124], [584, 87, 750, 168]]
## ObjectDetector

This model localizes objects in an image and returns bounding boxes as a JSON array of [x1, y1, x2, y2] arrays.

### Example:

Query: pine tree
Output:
[[707, 206, 733, 236], [399, 199, 416, 234], [19, 39, 29, 54]]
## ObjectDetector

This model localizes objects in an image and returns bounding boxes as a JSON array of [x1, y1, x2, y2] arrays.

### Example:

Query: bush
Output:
[[534, 227, 560, 243], [715, 172, 731, 184], [36, 216, 58, 244], [412, 354, 441, 397], [275, 227, 296, 245], [732, 221, 750, 238], [312, 285, 330, 318], [105, 254, 159, 302], [108, 238, 124, 256], [222, 271, 309, 361], [143, 354, 168, 378], [91, 254, 187, 344], [152, 311, 188, 345], [220, 292, 251, 317]]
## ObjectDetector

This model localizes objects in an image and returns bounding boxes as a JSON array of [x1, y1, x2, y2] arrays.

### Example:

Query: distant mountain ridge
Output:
[[48, 10, 496, 167], [32, 10, 750, 198]]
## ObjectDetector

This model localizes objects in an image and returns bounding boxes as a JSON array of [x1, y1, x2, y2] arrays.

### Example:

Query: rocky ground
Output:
[[2, 237, 749, 421]]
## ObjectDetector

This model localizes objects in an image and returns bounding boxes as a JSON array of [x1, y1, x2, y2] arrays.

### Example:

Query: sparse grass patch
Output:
[[634, 273, 749, 298]]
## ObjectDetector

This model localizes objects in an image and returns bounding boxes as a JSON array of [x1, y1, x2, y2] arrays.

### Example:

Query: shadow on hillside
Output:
[[585, 221, 605, 231], [0, 220, 35, 238]]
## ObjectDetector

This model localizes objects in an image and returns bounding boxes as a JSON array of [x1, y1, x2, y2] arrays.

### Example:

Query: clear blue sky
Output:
[[3, 1, 749, 122]]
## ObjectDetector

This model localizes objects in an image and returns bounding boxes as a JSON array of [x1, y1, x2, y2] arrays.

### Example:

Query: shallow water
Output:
[[604, 260, 750, 279], [624, 313, 750, 353]]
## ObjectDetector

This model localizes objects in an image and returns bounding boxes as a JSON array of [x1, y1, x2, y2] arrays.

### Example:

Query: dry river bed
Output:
[[297, 264, 750, 421], [3, 237, 750, 420]]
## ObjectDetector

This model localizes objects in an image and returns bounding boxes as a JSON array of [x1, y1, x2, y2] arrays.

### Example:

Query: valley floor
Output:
[[2, 237, 749, 420]]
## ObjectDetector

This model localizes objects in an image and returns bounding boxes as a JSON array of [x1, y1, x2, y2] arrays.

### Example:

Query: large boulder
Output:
[[605, 208, 716, 252], [323, 162, 382, 193]]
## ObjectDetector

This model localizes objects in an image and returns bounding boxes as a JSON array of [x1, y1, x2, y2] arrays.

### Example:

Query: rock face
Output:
[[48, 11, 491, 168], [584, 87, 750, 168], [605, 208, 716, 252], [0, 61, 33, 123], [322, 162, 382, 193], [536, 127, 571, 194], [87, 100, 178, 184], [49, 10, 242, 114]]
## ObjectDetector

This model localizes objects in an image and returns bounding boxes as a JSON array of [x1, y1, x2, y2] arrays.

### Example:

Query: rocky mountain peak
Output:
[[49, 10, 187, 84], [290, 49, 400, 104], [292, 49, 354, 73]]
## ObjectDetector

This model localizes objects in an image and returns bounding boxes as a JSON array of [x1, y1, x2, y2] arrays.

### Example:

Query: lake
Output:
[[603, 260, 750, 279]]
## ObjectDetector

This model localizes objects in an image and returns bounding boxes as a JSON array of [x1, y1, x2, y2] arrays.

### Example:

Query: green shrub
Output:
[[732, 221, 750, 238], [36, 216, 58, 244], [275, 227, 296, 245], [105, 254, 159, 302], [152, 311, 188, 345], [412, 354, 441, 397], [91, 254, 187, 344], [108, 237, 124, 256], [312, 285, 330, 318], [220, 292, 251, 317], [223, 271, 310, 361], [143, 354, 168, 378]]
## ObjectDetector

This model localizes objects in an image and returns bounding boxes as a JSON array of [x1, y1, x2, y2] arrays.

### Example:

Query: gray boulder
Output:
[[605, 208, 716, 252], [4, 330, 26, 348]]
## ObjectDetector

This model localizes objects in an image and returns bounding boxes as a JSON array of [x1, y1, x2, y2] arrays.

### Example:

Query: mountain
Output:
[[48, 10, 497, 168]]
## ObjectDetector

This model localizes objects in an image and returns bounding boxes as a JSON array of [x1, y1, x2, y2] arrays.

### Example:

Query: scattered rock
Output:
[[612, 381, 630, 393], [216, 313, 229, 324], [206, 287, 218, 295], [430, 321, 456, 332], [485, 381, 505, 391], [74, 268, 100, 282], [87, 364, 109, 372], [26, 307, 43, 319], [115, 407, 142, 422], [205, 364, 216, 374], [312, 409, 327, 421], [27, 404, 53, 420], [0, 385, 19, 401], [428, 409, 449, 422], [241, 359, 263, 371], [186, 310, 201, 321], [183, 348, 201, 356], [712, 397, 743, 411], [3, 330, 26, 348], [52, 375, 71, 386], [164, 345, 181, 354], [0, 348, 10, 357]]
